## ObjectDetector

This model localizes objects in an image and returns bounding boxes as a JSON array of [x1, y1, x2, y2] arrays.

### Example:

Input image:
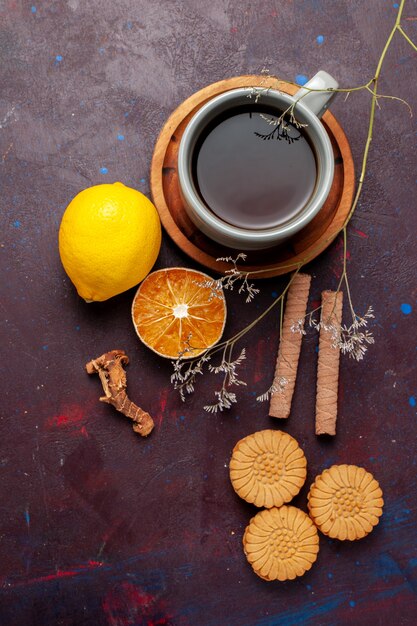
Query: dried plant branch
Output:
[[364, 86, 413, 116], [397, 24, 417, 51], [172, 268, 301, 410], [195, 253, 260, 303], [204, 347, 247, 413], [170, 0, 414, 411]]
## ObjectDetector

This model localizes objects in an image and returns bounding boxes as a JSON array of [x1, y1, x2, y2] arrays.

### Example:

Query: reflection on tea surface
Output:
[[193, 105, 317, 230]]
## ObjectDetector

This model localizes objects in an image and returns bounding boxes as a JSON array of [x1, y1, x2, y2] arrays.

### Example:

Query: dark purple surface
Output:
[[1, 1, 416, 625]]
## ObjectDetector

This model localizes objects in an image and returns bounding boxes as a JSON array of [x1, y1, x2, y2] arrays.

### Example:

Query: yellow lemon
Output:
[[59, 182, 161, 301]]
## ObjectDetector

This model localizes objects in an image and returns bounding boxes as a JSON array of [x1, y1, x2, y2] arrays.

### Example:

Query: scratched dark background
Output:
[[0, 1, 416, 625]]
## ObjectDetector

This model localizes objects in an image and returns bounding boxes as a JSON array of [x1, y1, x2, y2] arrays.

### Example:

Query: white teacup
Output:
[[178, 71, 338, 250]]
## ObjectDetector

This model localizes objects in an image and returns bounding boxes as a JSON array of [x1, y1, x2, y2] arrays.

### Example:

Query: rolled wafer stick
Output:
[[315, 290, 343, 436], [269, 273, 312, 419]]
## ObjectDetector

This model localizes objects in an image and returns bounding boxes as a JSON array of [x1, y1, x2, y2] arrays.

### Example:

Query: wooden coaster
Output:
[[150, 75, 355, 278]]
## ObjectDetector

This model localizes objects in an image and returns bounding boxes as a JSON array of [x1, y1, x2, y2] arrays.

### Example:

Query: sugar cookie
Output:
[[243, 506, 319, 581], [308, 464, 384, 540], [229, 430, 307, 508]]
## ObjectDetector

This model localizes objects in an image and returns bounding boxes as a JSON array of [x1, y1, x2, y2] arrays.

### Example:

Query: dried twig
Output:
[[86, 350, 154, 436]]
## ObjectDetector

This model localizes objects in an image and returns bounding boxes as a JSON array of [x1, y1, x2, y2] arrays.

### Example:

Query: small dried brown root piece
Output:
[[86, 350, 154, 437], [269, 273, 312, 419], [315, 291, 343, 436]]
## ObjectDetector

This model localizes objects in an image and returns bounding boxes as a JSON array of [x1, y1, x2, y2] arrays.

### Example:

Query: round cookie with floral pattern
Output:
[[243, 506, 320, 581], [307, 464, 383, 541], [229, 430, 307, 508]]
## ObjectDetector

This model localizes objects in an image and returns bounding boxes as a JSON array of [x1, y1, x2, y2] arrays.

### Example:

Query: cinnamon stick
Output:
[[86, 350, 154, 436], [269, 273, 311, 419], [315, 291, 343, 436]]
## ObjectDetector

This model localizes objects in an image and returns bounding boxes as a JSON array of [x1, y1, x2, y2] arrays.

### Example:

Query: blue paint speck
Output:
[[409, 396, 416, 407], [401, 303, 412, 315], [55, 55, 63, 62], [271, 291, 278, 298], [179, 415, 186, 421], [117, 134, 125, 141], [295, 74, 308, 86], [349, 600, 356, 608], [42, 345, 48, 351], [124, 112, 129, 117], [140, 178, 146, 184], [127, 20, 133, 29], [75, 325, 80, 331], [31, 6, 37, 13], [393, 3, 399, 8], [306, 584, 312, 591], [24, 509, 30, 526], [315, 345, 319, 353], [100, 167, 108, 174], [99, 47, 105, 55], [327, 572, 333, 579], [13, 220, 21, 228], [316, 35, 324, 44]]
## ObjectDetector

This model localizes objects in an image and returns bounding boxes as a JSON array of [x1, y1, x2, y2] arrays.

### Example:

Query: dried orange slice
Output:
[[132, 267, 226, 359]]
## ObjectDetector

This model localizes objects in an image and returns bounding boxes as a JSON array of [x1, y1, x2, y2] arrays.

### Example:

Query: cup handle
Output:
[[294, 70, 339, 119]]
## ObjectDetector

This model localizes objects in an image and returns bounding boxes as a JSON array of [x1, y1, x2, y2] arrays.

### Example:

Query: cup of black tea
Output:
[[178, 71, 338, 250]]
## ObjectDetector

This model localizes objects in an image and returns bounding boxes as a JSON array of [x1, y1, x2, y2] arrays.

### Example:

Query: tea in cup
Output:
[[178, 71, 338, 250]]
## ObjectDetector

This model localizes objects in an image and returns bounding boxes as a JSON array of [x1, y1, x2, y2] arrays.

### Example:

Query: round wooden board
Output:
[[150, 75, 355, 278]]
